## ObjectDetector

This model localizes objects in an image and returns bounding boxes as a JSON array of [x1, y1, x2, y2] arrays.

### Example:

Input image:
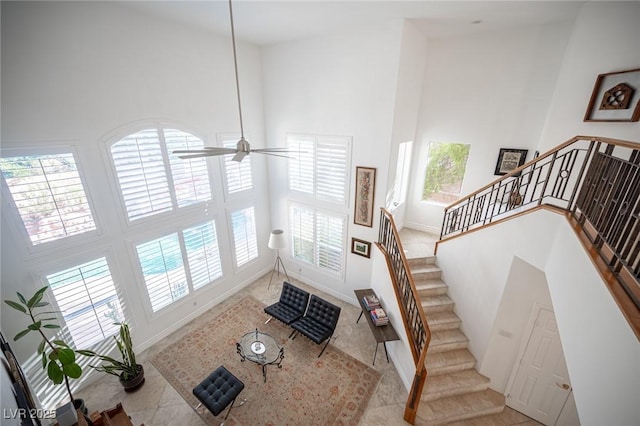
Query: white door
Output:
[[507, 306, 573, 425]]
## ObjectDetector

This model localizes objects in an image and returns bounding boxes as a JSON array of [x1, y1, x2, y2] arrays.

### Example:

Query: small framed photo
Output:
[[354, 166, 376, 227], [351, 238, 371, 258], [584, 68, 640, 122], [494, 148, 528, 176]]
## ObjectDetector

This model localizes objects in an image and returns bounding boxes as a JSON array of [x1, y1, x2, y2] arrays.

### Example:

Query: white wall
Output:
[[539, 1, 640, 151], [262, 20, 404, 302], [1, 1, 271, 364], [405, 22, 572, 233], [436, 209, 640, 425]]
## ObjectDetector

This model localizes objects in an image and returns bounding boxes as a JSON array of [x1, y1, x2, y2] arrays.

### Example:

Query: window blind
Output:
[[316, 137, 349, 204], [165, 129, 211, 207], [230, 207, 258, 267], [287, 136, 314, 194], [183, 221, 222, 289], [0, 153, 96, 245], [47, 257, 123, 348], [111, 129, 172, 220]]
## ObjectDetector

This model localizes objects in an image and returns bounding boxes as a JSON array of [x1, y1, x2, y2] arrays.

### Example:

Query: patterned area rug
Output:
[[150, 296, 381, 425]]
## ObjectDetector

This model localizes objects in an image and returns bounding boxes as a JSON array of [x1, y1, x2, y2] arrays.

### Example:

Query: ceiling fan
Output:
[[173, 0, 291, 163]]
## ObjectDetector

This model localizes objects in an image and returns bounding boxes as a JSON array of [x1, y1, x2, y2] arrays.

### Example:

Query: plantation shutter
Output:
[[223, 139, 253, 194], [288, 136, 314, 194], [316, 212, 344, 273], [183, 221, 222, 289], [137, 234, 188, 312], [111, 129, 172, 220], [164, 129, 211, 207], [316, 137, 349, 204], [47, 257, 123, 348], [0, 153, 96, 245], [230, 207, 258, 267], [290, 205, 314, 264]]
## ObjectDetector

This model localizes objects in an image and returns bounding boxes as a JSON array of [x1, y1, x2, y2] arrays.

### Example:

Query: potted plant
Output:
[[4, 286, 89, 425], [80, 322, 145, 392]]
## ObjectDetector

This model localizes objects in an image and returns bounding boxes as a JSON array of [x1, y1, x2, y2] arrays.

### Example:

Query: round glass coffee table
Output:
[[236, 328, 284, 382]]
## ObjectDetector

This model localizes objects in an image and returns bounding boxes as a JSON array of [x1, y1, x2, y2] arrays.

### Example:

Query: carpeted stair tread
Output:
[[417, 389, 505, 424], [407, 256, 437, 268], [425, 311, 462, 331], [410, 265, 443, 280], [429, 329, 469, 352], [414, 279, 448, 297], [422, 369, 490, 401], [421, 294, 454, 313], [426, 349, 477, 375]]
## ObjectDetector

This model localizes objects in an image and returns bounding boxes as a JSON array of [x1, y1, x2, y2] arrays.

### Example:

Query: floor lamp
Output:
[[268, 229, 289, 289]]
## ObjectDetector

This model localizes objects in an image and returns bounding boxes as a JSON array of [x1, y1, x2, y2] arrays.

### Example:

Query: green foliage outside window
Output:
[[423, 142, 470, 202]]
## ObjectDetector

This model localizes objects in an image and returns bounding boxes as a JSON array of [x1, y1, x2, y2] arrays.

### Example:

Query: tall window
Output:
[[287, 134, 350, 277], [46, 258, 123, 348], [110, 128, 210, 221], [222, 138, 253, 195], [0, 153, 96, 245], [230, 207, 258, 268], [136, 220, 222, 313], [423, 141, 471, 204]]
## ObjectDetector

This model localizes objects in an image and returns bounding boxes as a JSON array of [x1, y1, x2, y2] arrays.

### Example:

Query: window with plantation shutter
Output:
[[110, 127, 211, 221], [137, 234, 188, 312], [46, 257, 123, 348], [222, 139, 253, 194], [290, 204, 345, 275], [111, 129, 172, 220], [184, 221, 222, 289], [230, 207, 258, 267], [288, 136, 314, 194], [0, 153, 96, 245], [165, 129, 211, 207]]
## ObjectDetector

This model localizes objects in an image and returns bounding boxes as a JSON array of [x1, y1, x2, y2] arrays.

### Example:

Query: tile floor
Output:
[[77, 229, 541, 425]]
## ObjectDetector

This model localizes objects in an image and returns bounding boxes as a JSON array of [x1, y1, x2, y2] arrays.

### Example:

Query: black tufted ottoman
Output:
[[193, 366, 246, 424]]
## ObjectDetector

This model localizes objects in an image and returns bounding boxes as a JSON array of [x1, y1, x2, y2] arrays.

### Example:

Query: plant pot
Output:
[[73, 398, 88, 415], [120, 364, 145, 392], [56, 401, 77, 426]]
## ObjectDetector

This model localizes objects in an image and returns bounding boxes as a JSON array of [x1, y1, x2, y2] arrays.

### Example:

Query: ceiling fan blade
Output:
[[251, 148, 294, 153], [177, 152, 228, 159], [255, 151, 296, 159], [232, 151, 248, 162]]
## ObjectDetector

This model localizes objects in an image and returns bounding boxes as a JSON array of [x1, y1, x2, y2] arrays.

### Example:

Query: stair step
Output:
[[410, 265, 442, 280], [417, 389, 505, 425], [421, 294, 454, 313], [415, 279, 448, 297], [426, 311, 462, 331], [422, 369, 490, 401], [429, 329, 469, 353], [407, 256, 437, 268], [426, 349, 477, 376]]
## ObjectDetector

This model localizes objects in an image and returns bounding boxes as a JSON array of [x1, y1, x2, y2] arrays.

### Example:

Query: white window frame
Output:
[[228, 205, 259, 270], [218, 134, 254, 198], [392, 140, 413, 206], [0, 144, 101, 254]]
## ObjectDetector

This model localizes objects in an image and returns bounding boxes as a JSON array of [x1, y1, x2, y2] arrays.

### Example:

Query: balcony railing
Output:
[[438, 135, 639, 337]]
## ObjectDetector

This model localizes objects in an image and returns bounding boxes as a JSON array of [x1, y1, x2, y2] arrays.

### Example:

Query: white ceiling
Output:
[[120, 1, 586, 46]]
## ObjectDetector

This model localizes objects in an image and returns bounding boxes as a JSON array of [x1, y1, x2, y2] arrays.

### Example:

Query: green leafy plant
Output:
[[79, 322, 140, 382], [4, 286, 82, 407], [423, 142, 471, 201]]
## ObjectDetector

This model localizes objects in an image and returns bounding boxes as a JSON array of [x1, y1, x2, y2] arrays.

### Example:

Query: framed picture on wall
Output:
[[354, 166, 376, 227], [494, 148, 528, 176], [584, 68, 640, 122], [351, 238, 371, 258]]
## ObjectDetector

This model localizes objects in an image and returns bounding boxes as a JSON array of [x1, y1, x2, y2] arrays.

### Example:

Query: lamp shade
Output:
[[268, 229, 286, 250]]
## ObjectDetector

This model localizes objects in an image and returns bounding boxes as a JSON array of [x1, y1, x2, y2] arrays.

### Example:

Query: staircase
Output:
[[408, 255, 505, 424]]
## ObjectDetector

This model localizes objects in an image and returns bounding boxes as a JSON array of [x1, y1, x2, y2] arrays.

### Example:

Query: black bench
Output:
[[264, 281, 310, 325], [290, 294, 341, 357]]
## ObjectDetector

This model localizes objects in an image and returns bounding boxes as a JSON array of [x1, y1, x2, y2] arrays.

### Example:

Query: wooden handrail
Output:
[[377, 208, 431, 424]]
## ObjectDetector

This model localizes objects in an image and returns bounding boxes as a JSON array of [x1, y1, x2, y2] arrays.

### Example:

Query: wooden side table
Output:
[[354, 289, 400, 365]]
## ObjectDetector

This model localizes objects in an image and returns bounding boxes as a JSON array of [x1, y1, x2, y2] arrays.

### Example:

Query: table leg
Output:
[[262, 364, 267, 383], [356, 310, 363, 323], [373, 342, 379, 365], [383, 342, 390, 362]]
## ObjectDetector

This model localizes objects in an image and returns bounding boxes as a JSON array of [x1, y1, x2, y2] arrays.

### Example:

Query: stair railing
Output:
[[438, 135, 640, 338], [377, 208, 431, 424]]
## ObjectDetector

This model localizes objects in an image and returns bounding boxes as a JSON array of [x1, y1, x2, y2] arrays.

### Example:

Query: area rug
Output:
[[150, 296, 381, 425]]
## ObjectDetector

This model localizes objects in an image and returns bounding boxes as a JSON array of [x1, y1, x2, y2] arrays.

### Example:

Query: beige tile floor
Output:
[[77, 229, 541, 425]]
